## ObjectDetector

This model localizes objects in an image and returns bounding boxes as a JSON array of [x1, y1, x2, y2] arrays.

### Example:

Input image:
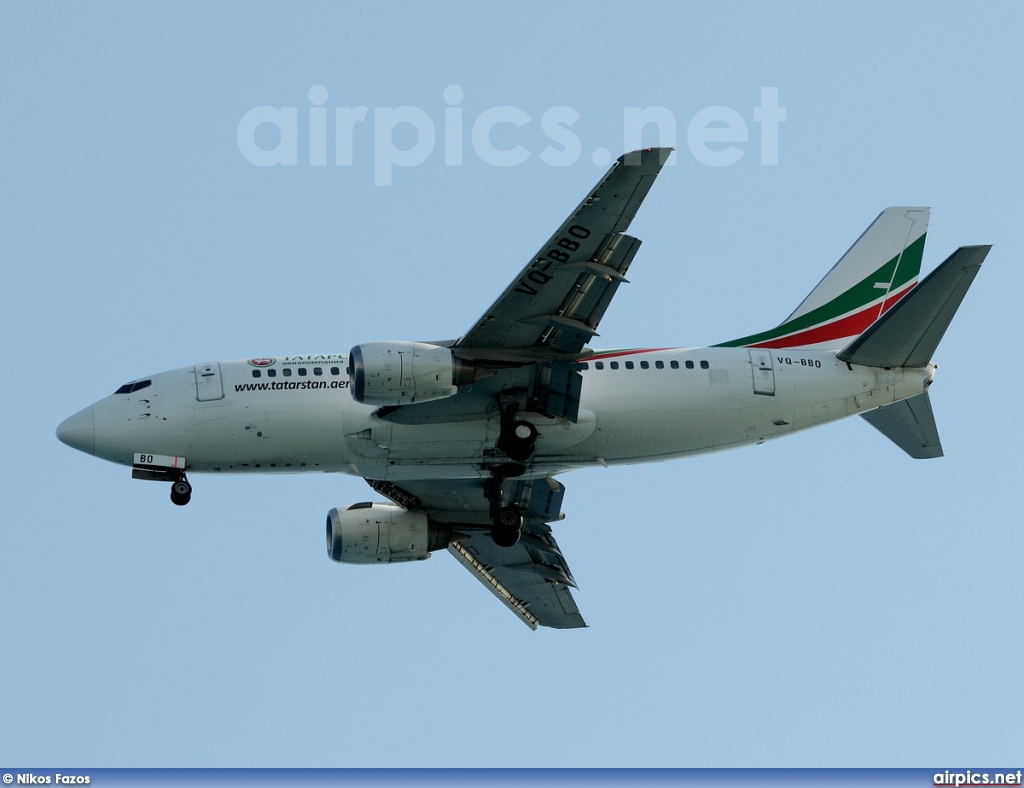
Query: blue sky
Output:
[[2, 1, 1022, 768]]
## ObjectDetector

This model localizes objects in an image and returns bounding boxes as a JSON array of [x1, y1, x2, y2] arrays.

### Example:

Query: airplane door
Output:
[[748, 350, 775, 396], [193, 362, 225, 401]]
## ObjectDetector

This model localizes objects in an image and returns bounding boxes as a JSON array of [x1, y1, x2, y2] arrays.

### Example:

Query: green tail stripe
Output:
[[715, 233, 925, 348]]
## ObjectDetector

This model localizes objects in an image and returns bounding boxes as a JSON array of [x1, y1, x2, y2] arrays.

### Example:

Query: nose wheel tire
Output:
[[170, 478, 192, 506]]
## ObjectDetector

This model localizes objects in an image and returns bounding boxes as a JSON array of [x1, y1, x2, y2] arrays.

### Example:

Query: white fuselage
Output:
[[70, 348, 934, 483]]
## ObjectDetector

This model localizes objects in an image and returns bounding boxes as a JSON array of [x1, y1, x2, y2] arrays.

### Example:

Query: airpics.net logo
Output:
[[236, 85, 786, 185]]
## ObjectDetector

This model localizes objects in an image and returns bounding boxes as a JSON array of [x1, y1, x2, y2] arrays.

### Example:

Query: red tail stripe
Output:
[[748, 282, 916, 350]]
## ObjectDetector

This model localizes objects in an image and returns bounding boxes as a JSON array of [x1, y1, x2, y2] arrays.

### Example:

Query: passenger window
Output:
[[700, 360, 709, 369], [251, 370, 261, 379], [625, 361, 634, 369], [298, 368, 307, 377], [685, 360, 694, 369], [267, 369, 276, 377], [580, 362, 589, 370], [595, 362, 604, 370], [314, 367, 323, 376], [655, 360, 664, 369], [640, 361, 649, 369], [331, 367, 340, 376], [283, 368, 292, 377], [610, 361, 619, 370], [670, 360, 679, 369]]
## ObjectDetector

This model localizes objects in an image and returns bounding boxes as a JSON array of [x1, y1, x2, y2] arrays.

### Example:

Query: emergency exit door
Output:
[[748, 350, 775, 396], [193, 362, 225, 401]]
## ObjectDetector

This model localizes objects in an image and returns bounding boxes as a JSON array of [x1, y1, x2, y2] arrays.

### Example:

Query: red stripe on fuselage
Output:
[[587, 347, 675, 361]]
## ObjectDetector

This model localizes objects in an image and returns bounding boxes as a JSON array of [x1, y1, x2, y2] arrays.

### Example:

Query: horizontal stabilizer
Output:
[[838, 245, 989, 368], [860, 392, 943, 459]]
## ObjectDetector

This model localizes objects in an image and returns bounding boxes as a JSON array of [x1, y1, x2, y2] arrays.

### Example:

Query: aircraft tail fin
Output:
[[844, 245, 987, 459], [719, 207, 930, 350], [837, 245, 989, 368], [860, 392, 943, 459]]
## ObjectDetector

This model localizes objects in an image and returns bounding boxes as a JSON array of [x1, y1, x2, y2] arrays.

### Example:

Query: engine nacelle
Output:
[[326, 502, 452, 564], [348, 341, 464, 406]]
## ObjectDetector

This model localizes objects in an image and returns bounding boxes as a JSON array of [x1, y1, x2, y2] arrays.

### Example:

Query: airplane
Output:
[[56, 147, 989, 630]]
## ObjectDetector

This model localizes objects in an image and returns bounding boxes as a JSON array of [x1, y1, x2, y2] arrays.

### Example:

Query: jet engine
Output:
[[348, 341, 477, 406], [326, 502, 452, 564]]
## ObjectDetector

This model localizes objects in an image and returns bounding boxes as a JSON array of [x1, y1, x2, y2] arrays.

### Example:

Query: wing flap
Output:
[[369, 476, 585, 629], [450, 524, 585, 630], [457, 148, 671, 358]]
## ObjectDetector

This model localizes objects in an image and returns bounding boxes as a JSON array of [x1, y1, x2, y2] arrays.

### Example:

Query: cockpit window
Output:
[[114, 379, 152, 395]]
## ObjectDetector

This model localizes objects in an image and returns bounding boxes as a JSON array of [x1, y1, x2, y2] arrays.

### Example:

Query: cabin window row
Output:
[[252, 366, 343, 378], [580, 359, 710, 371]]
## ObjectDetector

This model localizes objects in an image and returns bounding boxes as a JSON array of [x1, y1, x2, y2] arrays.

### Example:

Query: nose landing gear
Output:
[[130, 454, 193, 506], [170, 476, 192, 506]]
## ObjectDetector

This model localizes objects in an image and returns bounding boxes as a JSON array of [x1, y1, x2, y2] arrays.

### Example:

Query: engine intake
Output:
[[326, 502, 452, 564], [348, 341, 473, 406]]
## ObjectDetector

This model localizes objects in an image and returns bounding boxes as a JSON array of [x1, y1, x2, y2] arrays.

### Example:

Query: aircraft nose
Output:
[[56, 405, 95, 455]]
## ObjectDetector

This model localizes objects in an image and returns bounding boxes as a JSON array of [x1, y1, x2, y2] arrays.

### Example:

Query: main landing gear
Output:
[[495, 404, 538, 463], [170, 475, 192, 506], [485, 399, 539, 547], [484, 464, 525, 548]]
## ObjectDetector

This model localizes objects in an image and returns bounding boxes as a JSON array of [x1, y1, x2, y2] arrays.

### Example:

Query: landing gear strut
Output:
[[170, 475, 192, 506], [484, 464, 524, 547]]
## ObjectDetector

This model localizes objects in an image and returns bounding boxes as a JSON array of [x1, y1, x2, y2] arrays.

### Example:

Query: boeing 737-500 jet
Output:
[[56, 148, 989, 629]]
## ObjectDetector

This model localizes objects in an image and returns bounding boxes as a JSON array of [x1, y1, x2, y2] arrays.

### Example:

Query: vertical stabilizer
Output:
[[719, 207, 929, 350]]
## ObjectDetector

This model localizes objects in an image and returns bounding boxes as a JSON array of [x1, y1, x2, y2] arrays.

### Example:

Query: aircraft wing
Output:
[[368, 477, 585, 630], [361, 152, 673, 628], [455, 147, 672, 361], [444, 147, 671, 423]]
